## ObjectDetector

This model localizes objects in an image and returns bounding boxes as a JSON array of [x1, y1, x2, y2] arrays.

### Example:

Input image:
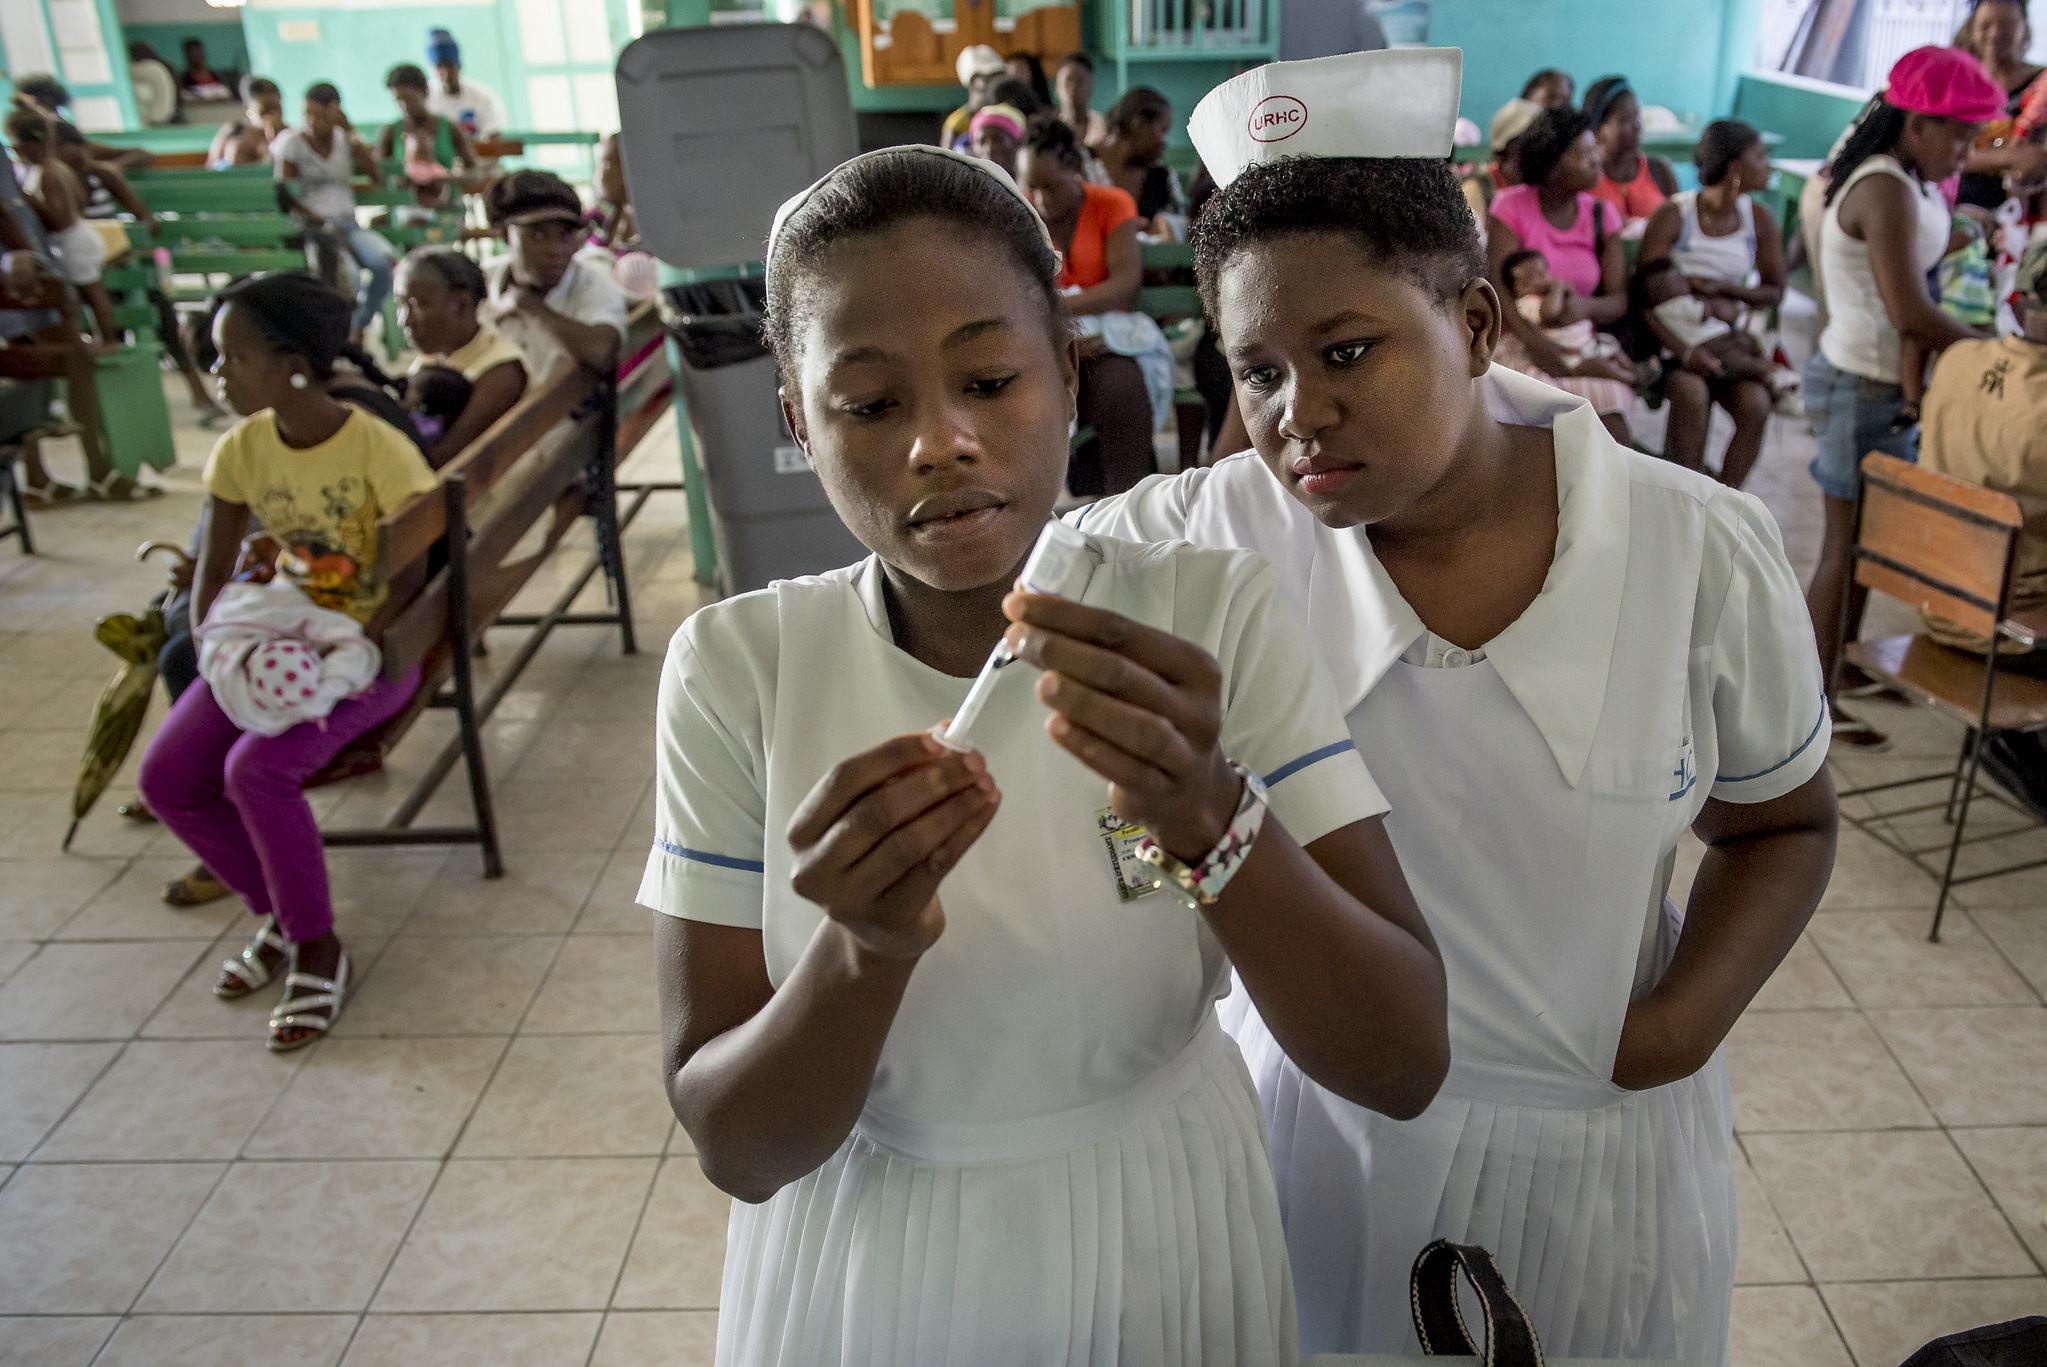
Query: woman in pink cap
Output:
[[1803, 45, 2002, 752]]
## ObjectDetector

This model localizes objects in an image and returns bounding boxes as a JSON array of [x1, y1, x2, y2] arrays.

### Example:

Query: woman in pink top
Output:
[[1487, 106, 1636, 441]]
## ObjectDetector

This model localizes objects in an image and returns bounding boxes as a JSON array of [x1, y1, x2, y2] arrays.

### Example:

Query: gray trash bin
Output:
[[662, 276, 864, 594], [617, 23, 866, 595]]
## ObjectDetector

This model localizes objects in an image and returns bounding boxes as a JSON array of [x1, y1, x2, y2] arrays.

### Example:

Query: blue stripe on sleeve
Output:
[[654, 840, 765, 874], [1263, 740, 1358, 789], [1717, 703, 1827, 785]]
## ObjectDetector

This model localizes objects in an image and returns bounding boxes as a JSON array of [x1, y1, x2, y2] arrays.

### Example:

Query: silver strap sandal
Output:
[[268, 952, 351, 1053], [215, 918, 287, 999]]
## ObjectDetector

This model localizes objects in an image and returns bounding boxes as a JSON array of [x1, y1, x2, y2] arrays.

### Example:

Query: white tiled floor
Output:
[[0, 378, 2041, 1365]]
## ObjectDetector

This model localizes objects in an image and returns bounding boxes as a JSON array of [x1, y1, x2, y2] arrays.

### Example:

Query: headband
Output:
[[1584, 77, 1633, 129], [970, 104, 1026, 141], [765, 144, 1058, 293]]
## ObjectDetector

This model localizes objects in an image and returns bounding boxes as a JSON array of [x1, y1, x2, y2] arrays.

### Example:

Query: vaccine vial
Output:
[[937, 522, 1094, 752]]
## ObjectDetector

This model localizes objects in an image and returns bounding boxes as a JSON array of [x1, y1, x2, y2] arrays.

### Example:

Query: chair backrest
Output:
[[1854, 452, 2024, 642]]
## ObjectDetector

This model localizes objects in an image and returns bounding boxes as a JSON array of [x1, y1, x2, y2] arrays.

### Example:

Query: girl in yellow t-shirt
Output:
[[139, 273, 437, 1052]]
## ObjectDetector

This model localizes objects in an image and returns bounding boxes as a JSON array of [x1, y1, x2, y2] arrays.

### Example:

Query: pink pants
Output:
[[138, 667, 419, 944]]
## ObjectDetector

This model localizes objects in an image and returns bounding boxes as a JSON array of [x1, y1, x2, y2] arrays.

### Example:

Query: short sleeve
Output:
[[1597, 197, 1624, 237], [637, 631, 768, 926], [574, 267, 629, 343], [202, 423, 250, 504], [1709, 495, 1831, 803], [1095, 183, 1140, 236], [360, 417, 439, 512], [1066, 468, 1203, 543], [271, 132, 294, 180], [1206, 554, 1388, 846], [1488, 184, 1534, 239]]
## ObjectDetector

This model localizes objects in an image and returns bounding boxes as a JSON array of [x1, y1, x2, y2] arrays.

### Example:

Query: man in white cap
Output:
[[1073, 46, 1835, 1366], [941, 44, 1008, 150]]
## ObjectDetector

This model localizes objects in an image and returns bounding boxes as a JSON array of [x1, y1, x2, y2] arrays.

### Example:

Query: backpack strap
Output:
[[1409, 1240, 1547, 1366]]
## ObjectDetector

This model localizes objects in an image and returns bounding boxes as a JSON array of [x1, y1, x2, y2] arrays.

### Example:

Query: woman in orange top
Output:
[[1583, 76, 1676, 224], [1018, 119, 1157, 494]]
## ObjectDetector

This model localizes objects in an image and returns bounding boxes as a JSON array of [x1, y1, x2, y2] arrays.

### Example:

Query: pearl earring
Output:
[[289, 373, 309, 390]]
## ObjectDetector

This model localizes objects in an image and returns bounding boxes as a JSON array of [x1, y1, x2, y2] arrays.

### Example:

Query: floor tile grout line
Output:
[[589, 1153, 669, 1366], [1732, 1131, 1826, 1290], [1948, 1128, 2047, 1282], [17, 1037, 140, 1167]]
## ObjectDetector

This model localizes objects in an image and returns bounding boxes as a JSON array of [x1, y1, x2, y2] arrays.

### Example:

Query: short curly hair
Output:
[[1515, 106, 1595, 188], [1191, 157, 1484, 315]]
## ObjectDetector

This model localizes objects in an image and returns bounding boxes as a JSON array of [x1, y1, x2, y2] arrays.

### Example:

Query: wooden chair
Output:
[[1836, 452, 2047, 939]]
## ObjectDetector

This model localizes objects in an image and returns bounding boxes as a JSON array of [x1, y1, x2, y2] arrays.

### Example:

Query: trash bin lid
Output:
[[616, 23, 858, 273]]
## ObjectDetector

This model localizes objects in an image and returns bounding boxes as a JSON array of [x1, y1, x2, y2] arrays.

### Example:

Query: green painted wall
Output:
[[1730, 70, 1871, 161], [123, 20, 249, 79], [1432, 0, 1763, 126], [241, 4, 517, 124]]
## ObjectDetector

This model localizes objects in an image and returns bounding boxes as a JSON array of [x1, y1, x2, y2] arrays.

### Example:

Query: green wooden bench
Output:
[[86, 256, 176, 479]]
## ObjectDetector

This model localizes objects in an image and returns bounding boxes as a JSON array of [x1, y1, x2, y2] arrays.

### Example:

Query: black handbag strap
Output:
[[1409, 1240, 1547, 1367]]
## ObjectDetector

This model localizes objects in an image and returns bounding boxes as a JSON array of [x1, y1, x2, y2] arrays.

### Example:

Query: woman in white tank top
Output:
[[1801, 47, 2004, 752], [1640, 120, 1787, 489]]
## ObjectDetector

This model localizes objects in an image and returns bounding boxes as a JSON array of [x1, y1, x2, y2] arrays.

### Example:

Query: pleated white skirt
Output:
[[1230, 1004, 1736, 1366], [714, 1023, 1298, 1367]]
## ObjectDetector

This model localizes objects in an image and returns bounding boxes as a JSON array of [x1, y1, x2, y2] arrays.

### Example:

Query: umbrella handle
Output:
[[137, 540, 195, 591], [137, 540, 194, 571]]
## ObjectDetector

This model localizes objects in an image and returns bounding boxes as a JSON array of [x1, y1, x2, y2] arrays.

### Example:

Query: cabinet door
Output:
[[851, 0, 1079, 88]]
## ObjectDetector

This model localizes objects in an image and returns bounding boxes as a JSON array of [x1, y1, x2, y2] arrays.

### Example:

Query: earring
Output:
[[289, 373, 309, 390]]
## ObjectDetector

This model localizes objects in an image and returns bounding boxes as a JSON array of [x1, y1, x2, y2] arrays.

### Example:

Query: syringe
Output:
[[936, 521, 1095, 753]]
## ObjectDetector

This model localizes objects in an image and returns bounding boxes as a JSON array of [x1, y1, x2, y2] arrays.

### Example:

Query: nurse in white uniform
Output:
[[639, 146, 1451, 1366], [1076, 50, 1840, 1365]]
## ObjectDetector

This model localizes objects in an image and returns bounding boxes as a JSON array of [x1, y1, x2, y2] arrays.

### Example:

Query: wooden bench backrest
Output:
[[1855, 452, 2024, 642], [366, 301, 670, 684]]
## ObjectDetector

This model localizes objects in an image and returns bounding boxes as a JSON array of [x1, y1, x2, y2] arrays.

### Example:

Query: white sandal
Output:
[[268, 952, 350, 1053], [215, 917, 286, 999]]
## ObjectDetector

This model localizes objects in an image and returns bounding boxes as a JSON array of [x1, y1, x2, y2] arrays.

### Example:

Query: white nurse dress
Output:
[[639, 534, 1386, 1366], [1076, 367, 1830, 1365]]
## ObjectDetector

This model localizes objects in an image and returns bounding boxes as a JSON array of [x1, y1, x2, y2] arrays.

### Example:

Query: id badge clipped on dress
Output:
[[1096, 807, 1161, 903]]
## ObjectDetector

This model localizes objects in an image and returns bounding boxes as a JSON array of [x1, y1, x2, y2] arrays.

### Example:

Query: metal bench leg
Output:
[[443, 480, 504, 879], [591, 389, 637, 656], [1934, 671, 2004, 943]]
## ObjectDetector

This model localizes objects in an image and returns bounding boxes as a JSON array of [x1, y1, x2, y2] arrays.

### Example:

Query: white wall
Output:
[[115, 0, 231, 24]]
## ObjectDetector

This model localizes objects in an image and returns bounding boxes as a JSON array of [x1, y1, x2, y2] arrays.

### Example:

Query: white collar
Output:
[[1308, 366, 1631, 789]]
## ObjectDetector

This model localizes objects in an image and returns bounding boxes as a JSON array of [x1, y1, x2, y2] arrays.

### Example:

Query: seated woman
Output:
[[1487, 106, 1637, 442], [1582, 76, 1676, 227], [1018, 119, 1171, 496], [1087, 86, 1188, 240], [1522, 66, 1575, 109], [139, 272, 438, 1052], [1638, 119, 1786, 489], [483, 171, 628, 380], [967, 103, 1026, 180], [377, 64, 480, 213], [208, 77, 286, 170], [394, 246, 528, 466], [649, 140, 1446, 1366]]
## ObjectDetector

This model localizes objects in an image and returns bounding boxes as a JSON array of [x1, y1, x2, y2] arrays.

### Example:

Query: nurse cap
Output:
[[766, 144, 1058, 293], [1189, 47, 1464, 190]]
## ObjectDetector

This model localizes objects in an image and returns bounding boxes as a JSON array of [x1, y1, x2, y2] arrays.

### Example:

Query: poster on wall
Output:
[[1365, 0, 1432, 46]]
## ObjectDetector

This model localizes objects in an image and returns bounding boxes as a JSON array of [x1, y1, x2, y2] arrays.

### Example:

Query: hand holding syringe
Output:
[[936, 521, 1094, 753]]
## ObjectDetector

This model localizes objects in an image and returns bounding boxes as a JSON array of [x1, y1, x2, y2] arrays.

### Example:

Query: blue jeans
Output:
[[1803, 350, 1917, 501], [313, 221, 397, 335]]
